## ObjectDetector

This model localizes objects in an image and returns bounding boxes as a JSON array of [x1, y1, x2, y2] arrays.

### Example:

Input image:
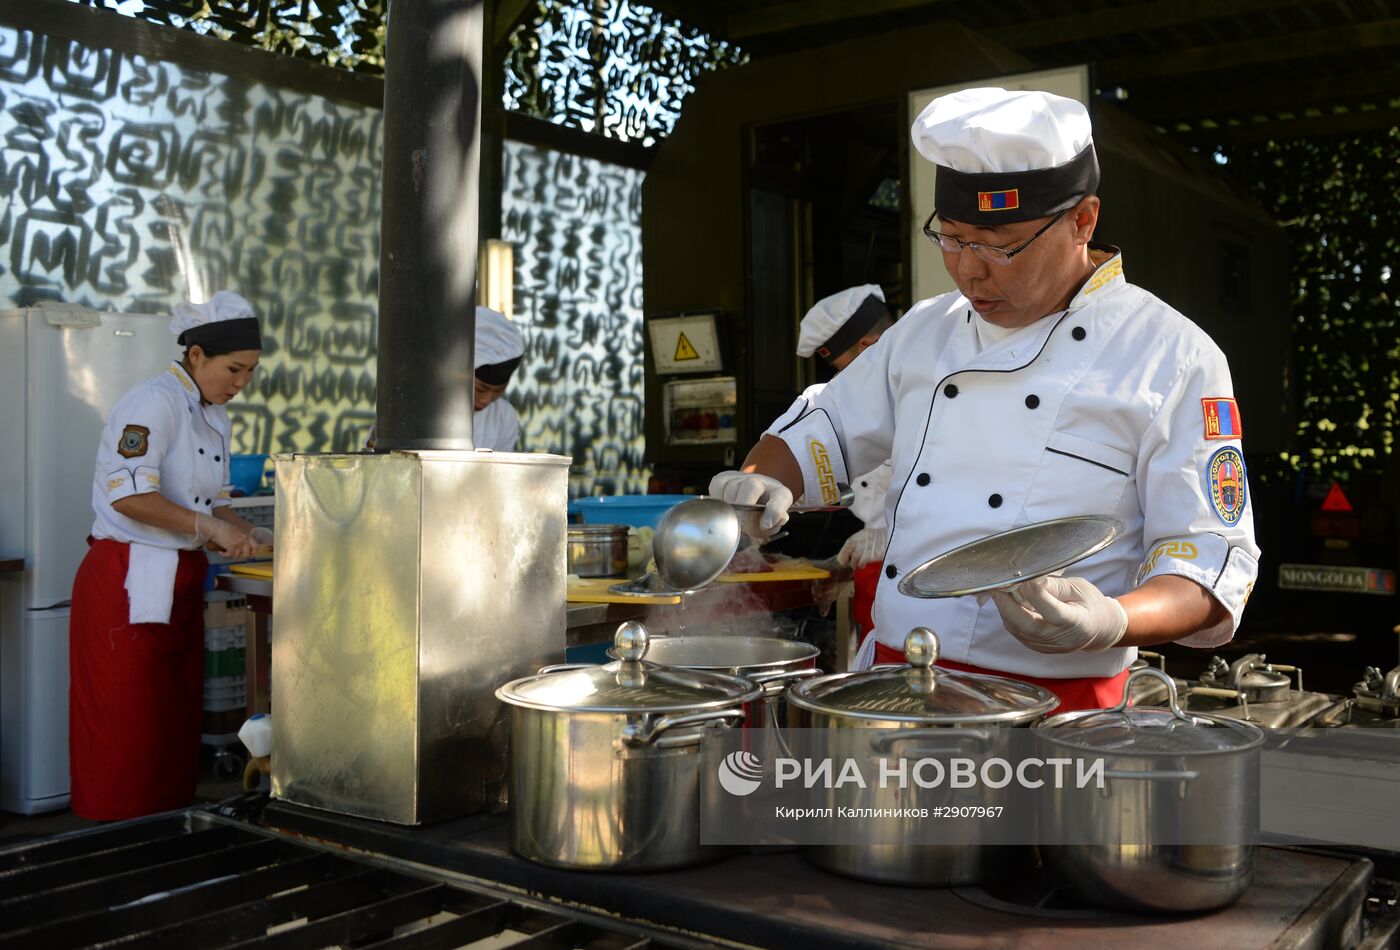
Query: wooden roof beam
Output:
[[1179, 106, 1400, 145], [1132, 67, 1400, 123], [990, 0, 1312, 51], [1099, 17, 1400, 84], [727, 0, 949, 41]]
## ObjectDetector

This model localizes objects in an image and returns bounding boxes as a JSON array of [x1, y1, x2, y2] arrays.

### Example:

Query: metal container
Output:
[[787, 628, 1058, 886], [272, 450, 570, 825], [497, 622, 760, 871], [1034, 667, 1265, 913], [607, 634, 820, 730], [567, 523, 629, 577]]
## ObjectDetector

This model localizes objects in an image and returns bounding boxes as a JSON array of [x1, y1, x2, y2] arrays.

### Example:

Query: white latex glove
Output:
[[250, 526, 274, 552], [195, 512, 260, 560], [709, 471, 794, 541], [837, 527, 887, 568], [989, 574, 1128, 654]]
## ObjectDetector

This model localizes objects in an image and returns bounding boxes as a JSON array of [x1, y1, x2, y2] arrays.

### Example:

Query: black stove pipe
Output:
[[375, 0, 484, 450]]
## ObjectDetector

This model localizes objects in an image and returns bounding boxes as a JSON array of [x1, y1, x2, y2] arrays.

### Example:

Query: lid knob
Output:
[[904, 628, 940, 669], [614, 621, 650, 662]]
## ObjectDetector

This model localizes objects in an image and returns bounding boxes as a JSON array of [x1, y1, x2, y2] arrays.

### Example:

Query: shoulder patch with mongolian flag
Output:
[[977, 189, 1019, 212], [117, 424, 151, 459], [1202, 397, 1242, 440], [1205, 446, 1247, 526]]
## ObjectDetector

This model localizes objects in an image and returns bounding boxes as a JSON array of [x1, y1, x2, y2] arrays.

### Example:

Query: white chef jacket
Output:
[[92, 362, 234, 548], [475, 397, 522, 452], [766, 385, 890, 533], [773, 247, 1260, 678]]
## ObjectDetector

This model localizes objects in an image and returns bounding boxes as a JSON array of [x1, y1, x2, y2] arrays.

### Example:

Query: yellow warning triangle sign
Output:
[[674, 332, 700, 361]]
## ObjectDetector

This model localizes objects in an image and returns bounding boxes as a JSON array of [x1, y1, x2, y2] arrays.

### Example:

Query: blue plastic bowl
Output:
[[229, 454, 270, 495], [567, 494, 691, 530]]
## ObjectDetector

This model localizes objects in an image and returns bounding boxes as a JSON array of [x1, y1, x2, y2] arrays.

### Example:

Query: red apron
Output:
[[852, 561, 882, 634], [69, 538, 207, 820], [871, 640, 1130, 714]]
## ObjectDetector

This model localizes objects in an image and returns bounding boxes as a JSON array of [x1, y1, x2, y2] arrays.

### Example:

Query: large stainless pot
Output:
[[786, 628, 1058, 886], [567, 523, 629, 577], [1034, 667, 1265, 913], [608, 634, 819, 730], [496, 622, 760, 871]]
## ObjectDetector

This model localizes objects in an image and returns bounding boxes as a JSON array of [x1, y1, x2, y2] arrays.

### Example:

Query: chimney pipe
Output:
[[376, 0, 484, 450]]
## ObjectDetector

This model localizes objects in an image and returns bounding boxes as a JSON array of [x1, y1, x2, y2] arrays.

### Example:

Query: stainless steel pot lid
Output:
[[787, 629, 1058, 725], [1036, 667, 1264, 754], [607, 635, 819, 670], [496, 622, 761, 714], [897, 515, 1122, 599]]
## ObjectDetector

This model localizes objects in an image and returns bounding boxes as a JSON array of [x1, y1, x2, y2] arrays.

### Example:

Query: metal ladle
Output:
[[651, 497, 742, 591]]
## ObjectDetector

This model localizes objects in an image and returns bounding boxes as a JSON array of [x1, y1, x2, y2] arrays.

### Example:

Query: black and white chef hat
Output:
[[169, 290, 262, 353], [797, 284, 888, 363], [474, 306, 524, 386], [911, 87, 1099, 226]]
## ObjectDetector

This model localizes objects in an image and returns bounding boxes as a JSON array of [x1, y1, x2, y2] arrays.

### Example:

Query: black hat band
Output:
[[933, 143, 1099, 226], [178, 317, 262, 354], [476, 356, 520, 387], [816, 294, 888, 364]]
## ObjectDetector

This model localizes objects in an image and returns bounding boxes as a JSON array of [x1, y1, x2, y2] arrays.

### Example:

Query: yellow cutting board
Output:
[[228, 561, 274, 579], [567, 577, 682, 605], [716, 562, 830, 583]]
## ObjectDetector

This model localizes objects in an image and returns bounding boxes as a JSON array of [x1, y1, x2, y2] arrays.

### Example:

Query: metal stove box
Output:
[[271, 450, 569, 824]]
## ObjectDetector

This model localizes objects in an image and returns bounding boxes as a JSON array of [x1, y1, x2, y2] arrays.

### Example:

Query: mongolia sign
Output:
[[1278, 563, 1395, 595]]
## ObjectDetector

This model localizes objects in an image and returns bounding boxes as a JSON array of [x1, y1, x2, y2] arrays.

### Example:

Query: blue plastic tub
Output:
[[229, 454, 270, 495], [567, 494, 691, 530]]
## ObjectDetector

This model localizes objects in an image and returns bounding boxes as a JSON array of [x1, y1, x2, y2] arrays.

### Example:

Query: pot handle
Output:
[[620, 708, 746, 748], [1101, 768, 1200, 782], [749, 667, 820, 697], [1186, 685, 1251, 721], [1112, 667, 1198, 723], [870, 727, 993, 756]]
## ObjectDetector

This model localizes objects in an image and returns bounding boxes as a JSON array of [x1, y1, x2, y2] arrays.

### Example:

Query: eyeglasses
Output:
[[922, 209, 1069, 266]]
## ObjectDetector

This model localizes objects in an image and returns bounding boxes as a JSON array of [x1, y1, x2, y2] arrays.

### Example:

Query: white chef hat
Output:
[[911, 87, 1099, 225], [797, 285, 888, 362], [474, 306, 524, 386], [169, 290, 261, 353]]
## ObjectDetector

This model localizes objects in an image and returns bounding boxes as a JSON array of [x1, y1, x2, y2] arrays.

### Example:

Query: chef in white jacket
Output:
[[471, 306, 525, 451], [710, 87, 1259, 712], [70, 290, 267, 819], [758, 285, 895, 634]]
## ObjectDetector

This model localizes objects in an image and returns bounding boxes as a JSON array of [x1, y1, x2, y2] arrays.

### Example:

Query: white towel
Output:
[[852, 630, 879, 671], [125, 542, 180, 625]]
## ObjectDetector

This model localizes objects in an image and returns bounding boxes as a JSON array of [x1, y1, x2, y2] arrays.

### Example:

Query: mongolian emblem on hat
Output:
[[117, 424, 150, 459], [977, 189, 1020, 212], [1202, 397, 1242, 440], [1206, 446, 1247, 526]]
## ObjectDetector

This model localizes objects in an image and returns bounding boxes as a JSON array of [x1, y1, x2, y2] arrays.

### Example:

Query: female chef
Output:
[[710, 88, 1259, 713], [69, 290, 269, 820]]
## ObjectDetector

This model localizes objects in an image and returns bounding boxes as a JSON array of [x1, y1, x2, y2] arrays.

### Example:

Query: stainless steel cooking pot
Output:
[[608, 634, 819, 730], [567, 523, 629, 577], [1034, 667, 1265, 913], [786, 628, 1058, 886], [496, 621, 760, 871]]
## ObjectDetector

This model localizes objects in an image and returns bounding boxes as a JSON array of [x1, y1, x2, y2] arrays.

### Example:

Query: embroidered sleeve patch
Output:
[[1202, 397, 1242, 440], [107, 476, 126, 491], [117, 424, 151, 459], [1206, 447, 1247, 526], [809, 440, 840, 505]]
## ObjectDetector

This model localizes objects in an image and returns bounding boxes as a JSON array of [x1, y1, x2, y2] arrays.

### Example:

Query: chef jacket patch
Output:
[[117, 424, 151, 459], [977, 189, 1019, 212], [1202, 397, 1243, 440], [1205, 447, 1247, 526]]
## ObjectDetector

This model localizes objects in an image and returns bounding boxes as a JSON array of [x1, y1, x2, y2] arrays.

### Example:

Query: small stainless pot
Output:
[[787, 628, 1058, 886], [567, 523, 629, 577], [1034, 667, 1265, 913], [497, 622, 760, 871], [608, 634, 819, 730]]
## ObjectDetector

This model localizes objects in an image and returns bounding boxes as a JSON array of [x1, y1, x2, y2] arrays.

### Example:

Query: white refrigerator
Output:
[[0, 304, 177, 814]]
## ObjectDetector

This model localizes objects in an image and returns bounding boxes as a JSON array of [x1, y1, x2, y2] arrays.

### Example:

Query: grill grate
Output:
[[0, 812, 707, 949]]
